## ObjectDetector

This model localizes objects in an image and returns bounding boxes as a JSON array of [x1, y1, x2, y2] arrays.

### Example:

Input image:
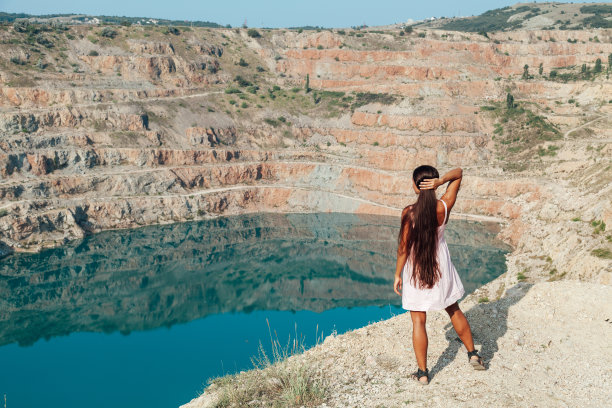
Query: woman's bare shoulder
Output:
[[402, 204, 414, 217]]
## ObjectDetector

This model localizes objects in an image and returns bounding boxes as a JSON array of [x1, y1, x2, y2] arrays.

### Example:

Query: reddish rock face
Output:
[[25, 153, 51, 176], [0, 24, 609, 284], [128, 40, 175, 55]]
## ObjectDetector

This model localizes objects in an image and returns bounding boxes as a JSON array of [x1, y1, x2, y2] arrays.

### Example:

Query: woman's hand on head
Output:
[[419, 178, 441, 191], [393, 275, 402, 295]]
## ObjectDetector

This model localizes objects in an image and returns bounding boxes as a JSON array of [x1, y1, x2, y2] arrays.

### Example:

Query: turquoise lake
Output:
[[0, 212, 510, 408]]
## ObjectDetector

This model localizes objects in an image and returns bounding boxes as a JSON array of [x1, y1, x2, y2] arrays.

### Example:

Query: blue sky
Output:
[[0, 0, 596, 28]]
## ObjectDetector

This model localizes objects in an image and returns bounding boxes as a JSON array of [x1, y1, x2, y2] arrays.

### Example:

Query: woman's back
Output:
[[401, 198, 465, 311], [404, 198, 450, 240]]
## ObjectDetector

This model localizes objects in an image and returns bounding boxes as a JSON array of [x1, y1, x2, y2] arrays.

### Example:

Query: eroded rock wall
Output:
[[0, 25, 609, 282]]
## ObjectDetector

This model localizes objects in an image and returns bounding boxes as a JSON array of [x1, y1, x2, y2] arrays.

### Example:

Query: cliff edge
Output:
[[182, 279, 612, 408]]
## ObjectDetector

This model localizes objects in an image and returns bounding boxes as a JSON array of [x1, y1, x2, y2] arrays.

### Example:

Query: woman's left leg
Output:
[[445, 302, 475, 351]]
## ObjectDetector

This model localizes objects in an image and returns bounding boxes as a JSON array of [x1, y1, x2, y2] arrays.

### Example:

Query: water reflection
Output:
[[0, 213, 510, 347]]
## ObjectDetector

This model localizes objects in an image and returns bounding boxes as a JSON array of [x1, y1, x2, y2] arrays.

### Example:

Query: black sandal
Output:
[[467, 349, 485, 370], [410, 367, 430, 385]]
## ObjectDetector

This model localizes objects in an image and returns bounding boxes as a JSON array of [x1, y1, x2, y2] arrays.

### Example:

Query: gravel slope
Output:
[[183, 280, 612, 408]]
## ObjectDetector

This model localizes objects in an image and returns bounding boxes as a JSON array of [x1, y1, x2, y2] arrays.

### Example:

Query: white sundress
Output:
[[401, 199, 465, 311]]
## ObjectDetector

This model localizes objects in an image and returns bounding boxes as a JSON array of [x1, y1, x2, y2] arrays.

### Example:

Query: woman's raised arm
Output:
[[418, 168, 463, 212], [439, 168, 462, 212]]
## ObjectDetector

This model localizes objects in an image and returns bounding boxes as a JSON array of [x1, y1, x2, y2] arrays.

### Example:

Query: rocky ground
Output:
[[183, 279, 612, 408]]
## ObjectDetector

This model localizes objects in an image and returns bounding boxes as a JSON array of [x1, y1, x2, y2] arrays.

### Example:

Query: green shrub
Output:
[[0, 209, 8, 218], [591, 220, 606, 234], [595, 58, 602, 73], [319, 91, 345, 98], [99, 27, 117, 38], [10, 57, 25, 65], [13, 21, 31, 33], [238, 58, 249, 67], [35, 35, 53, 48], [225, 88, 242, 94], [592, 248, 612, 259], [264, 118, 280, 127], [234, 75, 252, 87], [478, 297, 489, 303], [537, 145, 559, 157], [247, 29, 261, 38], [352, 92, 397, 109], [506, 93, 515, 109], [88, 50, 99, 56]]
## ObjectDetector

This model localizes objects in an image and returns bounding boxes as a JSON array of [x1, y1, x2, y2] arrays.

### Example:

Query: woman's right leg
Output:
[[410, 311, 428, 372], [444, 302, 475, 352]]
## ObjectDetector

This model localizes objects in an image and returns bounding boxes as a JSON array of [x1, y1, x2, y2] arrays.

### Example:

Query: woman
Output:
[[393, 165, 485, 385]]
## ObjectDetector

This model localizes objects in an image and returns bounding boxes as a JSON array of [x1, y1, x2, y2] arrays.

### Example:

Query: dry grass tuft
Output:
[[207, 319, 328, 407]]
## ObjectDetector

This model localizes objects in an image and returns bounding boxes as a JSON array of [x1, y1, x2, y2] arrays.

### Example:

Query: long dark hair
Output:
[[398, 165, 441, 289]]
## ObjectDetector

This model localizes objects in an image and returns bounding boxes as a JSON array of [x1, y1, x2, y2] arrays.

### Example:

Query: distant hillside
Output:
[[419, 2, 612, 32], [0, 11, 226, 28]]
